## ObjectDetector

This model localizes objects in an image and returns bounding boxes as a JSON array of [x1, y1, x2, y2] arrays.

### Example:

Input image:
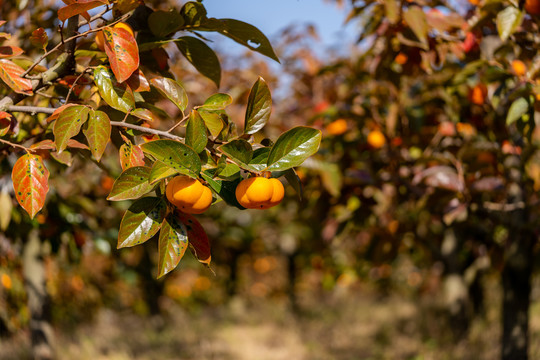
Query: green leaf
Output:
[[497, 6, 523, 42], [140, 140, 201, 176], [244, 77, 271, 135], [218, 139, 253, 167], [149, 160, 179, 184], [203, 19, 279, 62], [202, 93, 232, 110], [180, 1, 207, 27], [201, 172, 245, 209], [107, 166, 154, 201], [84, 110, 111, 162], [266, 126, 322, 171], [117, 197, 167, 248], [186, 110, 208, 153], [11, 154, 49, 219], [248, 147, 271, 172], [198, 109, 224, 138], [506, 97, 529, 125], [94, 66, 135, 113], [175, 36, 221, 87], [216, 163, 241, 180], [284, 168, 303, 201], [148, 9, 184, 38], [150, 76, 188, 112], [53, 105, 90, 153], [158, 214, 188, 278], [403, 6, 428, 49]]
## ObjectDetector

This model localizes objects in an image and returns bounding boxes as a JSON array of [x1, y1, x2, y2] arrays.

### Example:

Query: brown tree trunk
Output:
[[501, 232, 533, 360], [23, 229, 55, 360]]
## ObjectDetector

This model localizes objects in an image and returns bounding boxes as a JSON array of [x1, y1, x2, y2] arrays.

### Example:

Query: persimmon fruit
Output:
[[166, 176, 213, 214], [235, 177, 285, 209]]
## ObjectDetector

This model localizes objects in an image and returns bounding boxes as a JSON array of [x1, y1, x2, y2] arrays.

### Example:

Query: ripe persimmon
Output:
[[367, 130, 386, 149], [235, 177, 285, 209], [526, 0, 540, 15], [166, 176, 213, 214], [326, 119, 348, 136], [512, 60, 527, 77], [469, 84, 487, 105]]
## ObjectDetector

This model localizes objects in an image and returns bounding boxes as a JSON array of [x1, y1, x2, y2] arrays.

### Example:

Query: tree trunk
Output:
[[501, 233, 533, 360], [441, 227, 471, 339], [23, 229, 55, 360]]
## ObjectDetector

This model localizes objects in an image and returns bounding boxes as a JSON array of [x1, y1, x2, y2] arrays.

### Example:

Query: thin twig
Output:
[[65, 67, 92, 103], [110, 121, 184, 140], [166, 112, 189, 133], [22, 13, 131, 78], [78, 6, 111, 28], [0, 138, 30, 152], [5, 105, 55, 114]]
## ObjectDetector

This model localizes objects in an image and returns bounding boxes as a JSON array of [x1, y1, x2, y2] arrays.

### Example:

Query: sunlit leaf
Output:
[[53, 105, 90, 153], [140, 139, 201, 176], [266, 127, 322, 171], [0, 59, 33, 95], [118, 197, 167, 248], [103, 27, 139, 83], [150, 76, 188, 112], [107, 166, 154, 201], [12, 154, 49, 219], [158, 214, 188, 278], [218, 139, 253, 167], [125, 69, 150, 92], [506, 97, 529, 125], [0, 46, 23, 59], [58, 0, 108, 22], [119, 139, 145, 170], [244, 77, 271, 135], [497, 6, 523, 42], [149, 160, 179, 184], [94, 65, 135, 113], [186, 110, 207, 153], [202, 93, 232, 110], [83, 109, 111, 161]]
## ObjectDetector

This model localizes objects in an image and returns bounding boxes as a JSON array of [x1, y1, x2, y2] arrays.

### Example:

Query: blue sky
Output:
[[201, 0, 355, 52]]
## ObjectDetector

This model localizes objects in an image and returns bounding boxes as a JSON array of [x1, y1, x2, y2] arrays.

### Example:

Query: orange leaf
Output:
[[0, 46, 23, 59], [0, 111, 12, 136], [58, 0, 108, 22], [125, 68, 150, 92], [103, 27, 139, 83], [119, 135, 145, 170], [12, 154, 50, 219], [0, 59, 33, 95]]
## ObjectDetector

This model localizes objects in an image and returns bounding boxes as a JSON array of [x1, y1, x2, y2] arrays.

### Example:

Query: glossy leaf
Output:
[[218, 139, 253, 167], [201, 172, 245, 209], [150, 77, 188, 112], [158, 214, 188, 278], [140, 139, 201, 176], [248, 147, 271, 172], [244, 77, 272, 134], [107, 166, 154, 201], [53, 105, 90, 154], [125, 69, 150, 92], [177, 211, 211, 264], [198, 109, 224, 138], [12, 154, 49, 219], [202, 93, 232, 110], [119, 140, 145, 170], [94, 66, 135, 113], [0, 59, 32, 95], [0, 46, 23, 59], [266, 127, 322, 171], [506, 97, 529, 125], [497, 6, 523, 42], [103, 27, 139, 83], [148, 9, 184, 38], [149, 160, 179, 184], [204, 19, 279, 62], [175, 36, 221, 87], [131, 108, 157, 122], [58, 0, 108, 22], [117, 197, 167, 248], [186, 110, 207, 153], [84, 110, 111, 161]]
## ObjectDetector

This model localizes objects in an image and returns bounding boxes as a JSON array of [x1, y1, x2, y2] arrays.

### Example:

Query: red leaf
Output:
[[119, 136, 145, 170], [0, 46, 23, 59], [30, 28, 48, 49], [177, 211, 211, 264], [0, 59, 33, 95], [12, 154, 49, 219], [125, 68, 150, 92], [58, 0, 108, 22], [103, 27, 139, 83], [0, 111, 12, 136]]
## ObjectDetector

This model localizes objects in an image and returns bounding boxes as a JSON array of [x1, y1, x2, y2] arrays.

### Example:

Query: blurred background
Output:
[[2, 0, 540, 359]]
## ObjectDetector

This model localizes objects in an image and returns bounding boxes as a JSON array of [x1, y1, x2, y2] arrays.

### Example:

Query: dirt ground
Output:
[[3, 280, 540, 360]]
